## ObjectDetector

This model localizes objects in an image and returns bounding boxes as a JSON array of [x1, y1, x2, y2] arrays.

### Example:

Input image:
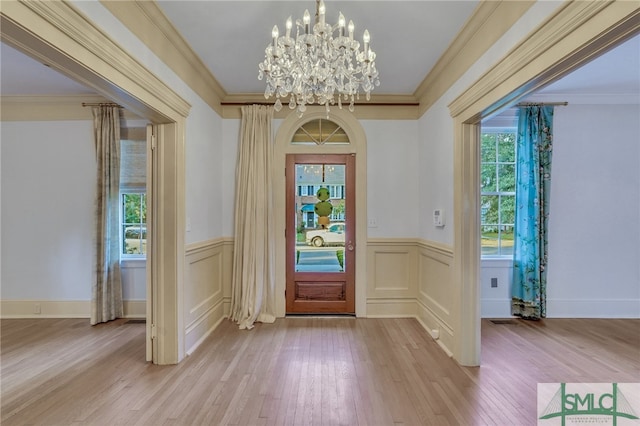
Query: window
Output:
[[120, 133, 147, 257], [291, 119, 349, 145], [328, 184, 345, 199], [122, 192, 147, 255], [481, 129, 516, 256]]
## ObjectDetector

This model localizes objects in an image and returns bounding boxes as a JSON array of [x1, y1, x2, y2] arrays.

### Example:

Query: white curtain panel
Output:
[[230, 105, 277, 329], [91, 105, 123, 325]]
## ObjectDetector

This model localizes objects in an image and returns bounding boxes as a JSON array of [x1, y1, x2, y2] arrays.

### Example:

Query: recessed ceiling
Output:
[[533, 33, 639, 96], [0, 42, 95, 96], [155, 0, 479, 95], [1, 2, 638, 104]]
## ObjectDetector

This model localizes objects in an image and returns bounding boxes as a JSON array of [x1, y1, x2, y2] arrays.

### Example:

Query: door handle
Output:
[[347, 241, 354, 251]]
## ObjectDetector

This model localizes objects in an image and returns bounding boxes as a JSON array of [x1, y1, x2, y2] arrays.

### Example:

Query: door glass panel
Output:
[[295, 163, 346, 272]]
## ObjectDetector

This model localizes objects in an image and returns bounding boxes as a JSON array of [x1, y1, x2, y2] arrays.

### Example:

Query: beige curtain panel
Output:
[[91, 105, 124, 325], [230, 105, 277, 329]]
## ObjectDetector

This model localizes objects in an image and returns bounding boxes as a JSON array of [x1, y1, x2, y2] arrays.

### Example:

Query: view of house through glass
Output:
[[481, 129, 516, 256], [295, 163, 346, 273]]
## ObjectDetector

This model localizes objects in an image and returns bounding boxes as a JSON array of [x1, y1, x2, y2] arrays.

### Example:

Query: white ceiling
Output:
[[155, 0, 479, 95], [1, 1, 638, 103]]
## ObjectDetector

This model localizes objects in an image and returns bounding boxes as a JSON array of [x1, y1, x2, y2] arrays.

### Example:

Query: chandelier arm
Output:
[[258, 0, 379, 116]]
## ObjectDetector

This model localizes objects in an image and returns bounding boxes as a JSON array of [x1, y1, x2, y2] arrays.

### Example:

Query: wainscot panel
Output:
[[366, 239, 418, 317], [416, 240, 454, 356], [184, 238, 230, 354]]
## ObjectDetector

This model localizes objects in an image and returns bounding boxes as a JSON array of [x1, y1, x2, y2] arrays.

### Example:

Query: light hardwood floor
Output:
[[1, 317, 638, 425]]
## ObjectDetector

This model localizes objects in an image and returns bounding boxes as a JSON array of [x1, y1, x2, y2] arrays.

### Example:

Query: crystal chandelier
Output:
[[258, 0, 380, 116]]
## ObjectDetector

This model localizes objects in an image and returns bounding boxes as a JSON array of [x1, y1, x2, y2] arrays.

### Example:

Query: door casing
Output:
[[285, 154, 356, 314], [273, 109, 368, 317]]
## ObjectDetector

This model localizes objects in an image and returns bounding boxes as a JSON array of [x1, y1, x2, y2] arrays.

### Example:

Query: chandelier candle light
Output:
[[258, 0, 380, 116]]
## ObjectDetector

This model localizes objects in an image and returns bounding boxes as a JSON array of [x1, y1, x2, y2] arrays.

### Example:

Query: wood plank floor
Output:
[[1, 317, 638, 425]]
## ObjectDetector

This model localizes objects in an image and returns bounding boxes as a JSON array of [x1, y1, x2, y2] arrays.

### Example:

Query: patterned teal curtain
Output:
[[511, 105, 554, 320]]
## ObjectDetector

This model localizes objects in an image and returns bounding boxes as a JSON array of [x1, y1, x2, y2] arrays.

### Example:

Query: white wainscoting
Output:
[[480, 258, 513, 318], [366, 238, 454, 356], [184, 238, 233, 355], [366, 239, 418, 317], [415, 240, 454, 357]]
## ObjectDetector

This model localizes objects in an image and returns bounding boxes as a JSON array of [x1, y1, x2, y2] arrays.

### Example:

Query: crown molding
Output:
[[220, 93, 420, 120], [100, 0, 225, 115], [1, 94, 97, 121], [449, 1, 640, 119], [101, 1, 532, 121], [0, 94, 144, 121], [221, 93, 419, 106], [1, 1, 190, 122], [415, 1, 535, 117]]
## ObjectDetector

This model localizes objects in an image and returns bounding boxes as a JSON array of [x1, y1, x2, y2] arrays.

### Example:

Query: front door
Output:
[[286, 154, 355, 313]]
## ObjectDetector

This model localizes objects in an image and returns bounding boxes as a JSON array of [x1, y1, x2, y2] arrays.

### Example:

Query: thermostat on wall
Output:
[[433, 209, 445, 227]]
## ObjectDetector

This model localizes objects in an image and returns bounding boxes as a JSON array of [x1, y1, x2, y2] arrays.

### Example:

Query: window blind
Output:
[[120, 128, 146, 189]]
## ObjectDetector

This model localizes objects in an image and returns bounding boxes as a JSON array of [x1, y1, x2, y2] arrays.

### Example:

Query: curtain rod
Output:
[[81, 102, 122, 108], [516, 101, 568, 107]]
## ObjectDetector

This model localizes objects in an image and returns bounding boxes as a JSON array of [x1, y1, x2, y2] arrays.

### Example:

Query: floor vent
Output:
[[125, 319, 146, 324], [489, 319, 518, 325]]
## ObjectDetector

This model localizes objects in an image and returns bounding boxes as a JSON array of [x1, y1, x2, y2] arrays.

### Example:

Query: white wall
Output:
[[481, 104, 640, 318], [221, 119, 240, 237], [417, 0, 564, 247], [72, 0, 225, 245], [1, 120, 147, 310], [1, 121, 94, 301], [417, 99, 455, 245], [220, 118, 421, 239], [362, 120, 420, 238], [184, 97, 223, 244], [546, 104, 640, 317]]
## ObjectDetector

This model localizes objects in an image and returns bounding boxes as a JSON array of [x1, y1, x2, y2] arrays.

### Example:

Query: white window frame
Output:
[[120, 189, 147, 259], [480, 127, 516, 259]]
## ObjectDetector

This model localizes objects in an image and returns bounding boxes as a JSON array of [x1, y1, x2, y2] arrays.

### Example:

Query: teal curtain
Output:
[[511, 105, 554, 320]]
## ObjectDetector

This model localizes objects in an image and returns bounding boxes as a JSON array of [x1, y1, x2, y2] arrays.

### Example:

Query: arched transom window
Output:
[[291, 118, 349, 145]]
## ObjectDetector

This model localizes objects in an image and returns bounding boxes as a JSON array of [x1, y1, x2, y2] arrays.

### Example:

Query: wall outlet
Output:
[[367, 218, 378, 228], [34, 303, 41, 314], [491, 278, 498, 288]]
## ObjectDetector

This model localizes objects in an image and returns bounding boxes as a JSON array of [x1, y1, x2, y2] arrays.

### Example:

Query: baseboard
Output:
[[185, 298, 226, 355], [0, 300, 146, 319], [547, 299, 640, 318], [365, 298, 417, 317], [481, 298, 640, 318], [481, 299, 512, 318], [415, 298, 454, 357], [122, 300, 146, 318]]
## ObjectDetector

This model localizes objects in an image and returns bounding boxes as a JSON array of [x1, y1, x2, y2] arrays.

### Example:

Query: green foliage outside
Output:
[[333, 200, 345, 217], [481, 132, 516, 255], [122, 193, 147, 255], [123, 193, 147, 225], [336, 249, 344, 271]]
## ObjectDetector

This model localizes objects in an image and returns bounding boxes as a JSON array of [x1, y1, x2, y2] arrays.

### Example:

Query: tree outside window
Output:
[[122, 192, 146, 255], [481, 130, 516, 256]]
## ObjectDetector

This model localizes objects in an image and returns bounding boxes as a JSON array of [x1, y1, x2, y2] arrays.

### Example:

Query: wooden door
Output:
[[286, 154, 355, 314]]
